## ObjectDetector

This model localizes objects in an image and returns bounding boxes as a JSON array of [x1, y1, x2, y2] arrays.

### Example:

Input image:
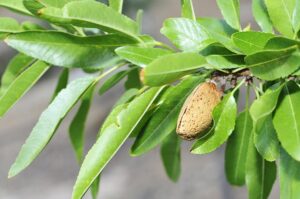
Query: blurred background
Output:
[[0, 0, 279, 198]]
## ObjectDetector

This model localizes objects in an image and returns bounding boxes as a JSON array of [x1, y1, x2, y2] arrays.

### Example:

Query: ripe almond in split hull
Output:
[[176, 82, 222, 140]]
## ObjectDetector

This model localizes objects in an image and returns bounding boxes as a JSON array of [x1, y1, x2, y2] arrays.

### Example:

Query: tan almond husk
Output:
[[176, 82, 222, 140]]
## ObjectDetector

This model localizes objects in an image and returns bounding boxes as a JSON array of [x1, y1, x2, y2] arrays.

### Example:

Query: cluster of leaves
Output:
[[0, 0, 299, 198]]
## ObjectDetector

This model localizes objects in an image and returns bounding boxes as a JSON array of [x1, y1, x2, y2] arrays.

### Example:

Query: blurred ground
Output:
[[0, 0, 279, 199]]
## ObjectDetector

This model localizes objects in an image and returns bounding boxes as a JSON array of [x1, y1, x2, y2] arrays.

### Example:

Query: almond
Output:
[[176, 82, 222, 140]]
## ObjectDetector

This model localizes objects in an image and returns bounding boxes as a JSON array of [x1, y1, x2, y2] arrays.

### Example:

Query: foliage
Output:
[[0, 0, 299, 198]]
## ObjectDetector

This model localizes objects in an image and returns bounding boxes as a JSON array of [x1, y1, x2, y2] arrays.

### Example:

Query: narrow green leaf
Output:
[[161, 18, 215, 52], [225, 110, 253, 186], [109, 0, 123, 13], [72, 87, 164, 199], [0, 53, 34, 97], [206, 54, 244, 69], [69, 86, 94, 163], [197, 18, 238, 53], [246, 135, 277, 199], [264, 37, 300, 50], [115, 46, 171, 67], [0, 0, 32, 15], [250, 83, 284, 161], [63, 1, 140, 41], [8, 76, 95, 178], [279, 148, 300, 199], [160, 131, 181, 182], [0, 61, 49, 118], [90, 175, 100, 199], [181, 0, 195, 20], [245, 47, 300, 80], [51, 68, 69, 101], [144, 52, 207, 86], [131, 76, 204, 156], [273, 81, 300, 161], [5, 31, 135, 68], [232, 31, 274, 55], [264, 0, 296, 38], [124, 67, 142, 90], [216, 0, 241, 30], [252, 0, 273, 33], [113, 88, 139, 108], [191, 92, 238, 154], [99, 70, 130, 95], [293, 0, 300, 35]]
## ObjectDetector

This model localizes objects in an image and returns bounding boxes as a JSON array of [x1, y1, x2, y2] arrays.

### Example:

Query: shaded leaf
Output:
[[246, 135, 277, 199], [264, 36, 300, 50], [69, 85, 94, 163], [273, 81, 300, 161], [72, 87, 164, 199], [252, 0, 273, 33], [144, 52, 207, 86], [5, 31, 135, 68], [115, 46, 171, 67], [124, 67, 142, 90], [9, 76, 96, 177], [197, 18, 238, 52], [225, 110, 252, 186], [232, 31, 274, 55], [160, 131, 181, 182], [0, 61, 49, 117], [279, 148, 300, 199], [264, 0, 295, 38], [131, 76, 204, 156], [90, 175, 100, 199], [216, 0, 241, 30], [161, 18, 214, 52], [51, 68, 69, 101]]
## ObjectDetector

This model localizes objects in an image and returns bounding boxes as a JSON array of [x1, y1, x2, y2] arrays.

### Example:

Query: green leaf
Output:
[[0, 0, 32, 15], [206, 54, 244, 69], [201, 44, 236, 56], [131, 76, 204, 156], [0, 17, 22, 39], [264, 0, 296, 38], [63, 1, 140, 41], [181, 0, 195, 20], [144, 52, 207, 86], [51, 68, 69, 101], [115, 46, 171, 67], [160, 131, 181, 182], [246, 135, 277, 199], [279, 148, 300, 199], [191, 92, 238, 154], [5, 31, 135, 68], [293, 0, 300, 35], [197, 18, 238, 53], [0, 53, 34, 97], [250, 83, 284, 161], [252, 0, 273, 33], [109, 0, 123, 13], [245, 47, 300, 80], [8, 76, 96, 178], [216, 0, 241, 30], [90, 175, 100, 199], [124, 67, 142, 90], [264, 37, 300, 50], [273, 81, 300, 161], [232, 31, 274, 55], [72, 87, 164, 199], [254, 116, 280, 162], [225, 110, 253, 186], [99, 70, 131, 95], [0, 61, 49, 118], [161, 18, 214, 52], [69, 85, 94, 163], [113, 88, 139, 108]]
